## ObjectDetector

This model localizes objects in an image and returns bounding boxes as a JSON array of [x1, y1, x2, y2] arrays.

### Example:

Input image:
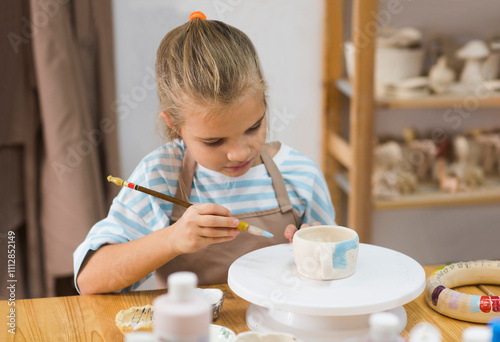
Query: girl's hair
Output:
[[155, 18, 268, 141]]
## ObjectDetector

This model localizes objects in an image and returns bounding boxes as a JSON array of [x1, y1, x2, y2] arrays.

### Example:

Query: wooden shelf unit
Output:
[[336, 78, 500, 109], [321, 0, 500, 243], [374, 187, 500, 210]]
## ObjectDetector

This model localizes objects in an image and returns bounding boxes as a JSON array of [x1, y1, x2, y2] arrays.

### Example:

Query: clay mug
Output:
[[293, 225, 359, 280]]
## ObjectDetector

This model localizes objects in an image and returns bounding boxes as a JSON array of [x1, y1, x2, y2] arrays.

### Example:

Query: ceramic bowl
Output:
[[233, 332, 302, 342], [196, 288, 225, 321]]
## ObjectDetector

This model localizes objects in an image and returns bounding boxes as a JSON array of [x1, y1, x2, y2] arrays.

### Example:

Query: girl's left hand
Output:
[[284, 221, 322, 243]]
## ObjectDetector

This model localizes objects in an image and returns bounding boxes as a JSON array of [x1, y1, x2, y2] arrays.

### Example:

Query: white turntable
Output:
[[228, 243, 425, 341]]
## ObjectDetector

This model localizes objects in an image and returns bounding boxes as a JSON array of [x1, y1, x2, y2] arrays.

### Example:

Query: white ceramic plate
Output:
[[210, 324, 235, 342]]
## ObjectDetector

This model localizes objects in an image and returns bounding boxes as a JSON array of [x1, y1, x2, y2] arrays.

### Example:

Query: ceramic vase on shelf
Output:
[[429, 56, 455, 94], [344, 26, 424, 97]]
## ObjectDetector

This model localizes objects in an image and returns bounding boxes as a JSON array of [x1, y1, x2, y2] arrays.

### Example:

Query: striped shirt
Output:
[[73, 140, 335, 292]]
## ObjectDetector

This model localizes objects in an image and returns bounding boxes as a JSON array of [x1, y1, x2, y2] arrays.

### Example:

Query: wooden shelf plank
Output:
[[377, 94, 500, 109], [328, 133, 352, 169], [374, 179, 500, 210], [336, 78, 500, 109], [335, 171, 500, 210]]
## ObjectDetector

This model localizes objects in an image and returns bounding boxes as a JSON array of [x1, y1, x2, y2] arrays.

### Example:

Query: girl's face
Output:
[[175, 91, 267, 177]]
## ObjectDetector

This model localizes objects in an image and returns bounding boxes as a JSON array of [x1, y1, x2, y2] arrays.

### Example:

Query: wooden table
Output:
[[1, 265, 498, 341]]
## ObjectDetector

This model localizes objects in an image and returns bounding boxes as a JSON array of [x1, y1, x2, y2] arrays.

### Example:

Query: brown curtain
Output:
[[0, 0, 120, 298]]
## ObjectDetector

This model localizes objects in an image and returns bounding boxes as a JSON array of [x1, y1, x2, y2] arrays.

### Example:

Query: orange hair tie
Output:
[[189, 11, 207, 21]]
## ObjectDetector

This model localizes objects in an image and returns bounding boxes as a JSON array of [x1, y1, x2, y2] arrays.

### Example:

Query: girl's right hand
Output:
[[167, 203, 240, 255]]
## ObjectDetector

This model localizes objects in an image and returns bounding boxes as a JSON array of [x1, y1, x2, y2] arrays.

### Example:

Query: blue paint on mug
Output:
[[332, 236, 359, 269]]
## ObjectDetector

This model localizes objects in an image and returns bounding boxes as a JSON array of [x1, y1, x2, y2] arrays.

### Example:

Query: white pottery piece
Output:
[[372, 141, 418, 197], [429, 56, 456, 94], [456, 40, 490, 90], [450, 136, 485, 188], [388, 76, 430, 98], [344, 42, 424, 96], [374, 141, 403, 171], [482, 39, 500, 80], [482, 54, 500, 81]]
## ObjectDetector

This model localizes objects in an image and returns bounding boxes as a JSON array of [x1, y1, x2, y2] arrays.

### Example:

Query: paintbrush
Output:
[[107, 175, 274, 238]]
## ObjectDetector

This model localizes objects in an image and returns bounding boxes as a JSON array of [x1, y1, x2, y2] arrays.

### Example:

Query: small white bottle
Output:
[[409, 322, 442, 342], [153, 272, 211, 342], [360, 312, 406, 342], [462, 326, 493, 342]]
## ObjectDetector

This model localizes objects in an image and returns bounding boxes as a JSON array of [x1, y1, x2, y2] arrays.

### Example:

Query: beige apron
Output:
[[155, 144, 301, 287]]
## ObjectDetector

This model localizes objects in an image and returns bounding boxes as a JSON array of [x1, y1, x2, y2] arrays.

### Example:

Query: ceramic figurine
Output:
[[410, 140, 437, 181], [373, 141, 417, 197], [473, 132, 500, 175], [397, 171, 418, 195], [402, 128, 437, 181], [373, 141, 402, 197], [433, 139, 460, 193], [481, 38, 500, 81], [429, 56, 456, 94], [449, 136, 484, 188], [436, 157, 460, 193], [482, 55, 500, 81], [456, 40, 490, 90]]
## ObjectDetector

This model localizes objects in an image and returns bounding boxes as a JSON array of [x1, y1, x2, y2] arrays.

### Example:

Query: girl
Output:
[[74, 11, 335, 295]]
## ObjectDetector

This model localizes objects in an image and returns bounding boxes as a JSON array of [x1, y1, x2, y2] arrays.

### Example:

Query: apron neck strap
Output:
[[260, 147, 293, 213], [172, 145, 293, 220]]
